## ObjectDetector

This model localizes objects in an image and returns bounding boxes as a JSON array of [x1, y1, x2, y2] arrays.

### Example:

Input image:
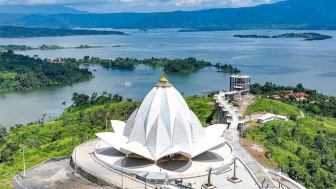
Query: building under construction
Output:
[[230, 75, 250, 95]]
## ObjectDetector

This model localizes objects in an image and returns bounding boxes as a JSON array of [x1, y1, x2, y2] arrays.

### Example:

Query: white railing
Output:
[[269, 171, 306, 189]]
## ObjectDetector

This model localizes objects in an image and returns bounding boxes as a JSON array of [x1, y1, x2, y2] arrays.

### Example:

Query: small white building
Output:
[[258, 113, 277, 124], [276, 115, 289, 121]]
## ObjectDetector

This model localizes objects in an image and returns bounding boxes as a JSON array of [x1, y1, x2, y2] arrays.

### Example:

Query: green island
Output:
[[0, 44, 104, 51], [234, 33, 333, 41], [0, 50, 93, 91], [81, 56, 214, 73], [0, 92, 214, 188], [214, 63, 241, 73], [0, 26, 127, 38], [74, 45, 104, 49]]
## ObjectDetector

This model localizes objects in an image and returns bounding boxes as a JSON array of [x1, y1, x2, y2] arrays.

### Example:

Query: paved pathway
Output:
[[14, 158, 112, 189], [215, 93, 278, 188], [73, 140, 155, 189], [224, 130, 278, 189], [215, 92, 239, 130]]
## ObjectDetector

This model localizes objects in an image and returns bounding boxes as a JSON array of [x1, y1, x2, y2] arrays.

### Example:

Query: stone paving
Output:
[[14, 158, 113, 189], [224, 130, 278, 189], [73, 140, 155, 189], [180, 160, 260, 189]]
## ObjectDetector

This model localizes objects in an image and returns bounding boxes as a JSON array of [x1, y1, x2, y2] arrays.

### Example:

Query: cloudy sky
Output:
[[0, 0, 285, 13]]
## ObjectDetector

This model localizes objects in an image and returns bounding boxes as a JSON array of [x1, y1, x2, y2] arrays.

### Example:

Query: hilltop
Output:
[[0, 93, 213, 188]]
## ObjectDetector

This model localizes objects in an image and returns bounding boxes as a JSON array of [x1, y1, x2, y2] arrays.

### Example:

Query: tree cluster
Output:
[[0, 51, 93, 91], [250, 82, 336, 118]]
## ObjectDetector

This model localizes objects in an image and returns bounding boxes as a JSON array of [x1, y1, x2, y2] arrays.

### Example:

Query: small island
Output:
[[74, 45, 105, 49], [234, 33, 332, 41], [0, 44, 105, 51], [0, 26, 127, 38], [81, 56, 213, 73], [0, 50, 93, 91], [214, 63, 241, 73]]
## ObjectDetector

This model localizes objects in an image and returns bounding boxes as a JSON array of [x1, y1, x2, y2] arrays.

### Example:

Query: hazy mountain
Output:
[[0, 5, 88, 14], [1, 0, 335, 29]]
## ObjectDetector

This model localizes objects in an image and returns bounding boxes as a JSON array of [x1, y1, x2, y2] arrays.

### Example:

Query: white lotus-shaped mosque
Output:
[[96, 73, 226, 162]]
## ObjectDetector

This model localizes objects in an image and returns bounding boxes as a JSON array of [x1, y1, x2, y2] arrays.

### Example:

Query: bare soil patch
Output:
[[239, 138, 278, 168]]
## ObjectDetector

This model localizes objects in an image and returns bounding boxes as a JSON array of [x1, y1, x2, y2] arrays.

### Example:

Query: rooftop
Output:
[[230, 75, 250, 79]]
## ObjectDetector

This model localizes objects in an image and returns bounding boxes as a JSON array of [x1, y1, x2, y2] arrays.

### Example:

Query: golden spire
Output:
[[159, 69, 168, 83]]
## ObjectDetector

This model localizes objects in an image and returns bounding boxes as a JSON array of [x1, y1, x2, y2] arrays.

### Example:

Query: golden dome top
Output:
[[156, 69, 173, 88], [159, 69, 168, 83], [159, 77, 168, 83]]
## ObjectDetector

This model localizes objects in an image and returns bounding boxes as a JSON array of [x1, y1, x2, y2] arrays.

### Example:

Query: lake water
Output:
[[0, 29, 336, 128]]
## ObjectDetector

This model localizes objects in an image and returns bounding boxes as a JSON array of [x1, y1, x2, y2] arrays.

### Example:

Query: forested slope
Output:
[[246, 98, 336, 188], [0, 50, 93, 91]]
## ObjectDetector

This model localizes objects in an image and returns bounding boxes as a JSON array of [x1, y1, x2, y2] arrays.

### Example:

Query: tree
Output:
[[312, 106, 321, 114], [62, 101, 66, 110], [0, 126, 6, 138], [84, 55, 90, 63], [295, 83, 304, 92], [291, 126, 296, 138]]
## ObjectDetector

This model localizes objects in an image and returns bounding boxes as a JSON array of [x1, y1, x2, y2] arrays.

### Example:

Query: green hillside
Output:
[[246, 98, 336, 188]]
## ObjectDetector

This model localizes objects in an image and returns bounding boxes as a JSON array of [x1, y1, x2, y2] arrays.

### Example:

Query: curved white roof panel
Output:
[[96, 78, 225, 161]]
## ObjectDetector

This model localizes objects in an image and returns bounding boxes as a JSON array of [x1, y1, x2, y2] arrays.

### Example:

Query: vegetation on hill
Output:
[[245, 98, 336, 189], [246, 98, 301, 119], [0, 50, 93, 91], [234, 33, 332, 41], [0, 26, 126, 38], [81, 56, 213, 73], [0, 92, 214, 188], [185, 96, 215, 126], [250, 82, 336, 118]]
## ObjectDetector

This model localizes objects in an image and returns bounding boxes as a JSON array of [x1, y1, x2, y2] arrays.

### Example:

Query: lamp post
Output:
[[121, 159, 124, 189], [144, 173, 149, 189], [105, 114, 108, 132], [22, 145, 27, 178], [73, 139, 77, 173]]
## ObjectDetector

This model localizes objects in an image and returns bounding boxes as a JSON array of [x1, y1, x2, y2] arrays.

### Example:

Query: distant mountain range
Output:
[[0, 0, 335, 29], [0, 5, 88, 14]]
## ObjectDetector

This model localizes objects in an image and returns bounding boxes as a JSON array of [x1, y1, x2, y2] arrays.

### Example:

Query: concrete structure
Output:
[[94, 138, 234, 179], [257, 113, 289, 124], [257, 113, 277, 124], [86, 73, 238, 187], [214, 91, 245, 130], [12, 157, 115, 189], [230, 75, 250, 95]]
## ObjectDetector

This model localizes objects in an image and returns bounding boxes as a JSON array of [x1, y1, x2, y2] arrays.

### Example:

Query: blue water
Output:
[[0, 29, 335, 127]]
